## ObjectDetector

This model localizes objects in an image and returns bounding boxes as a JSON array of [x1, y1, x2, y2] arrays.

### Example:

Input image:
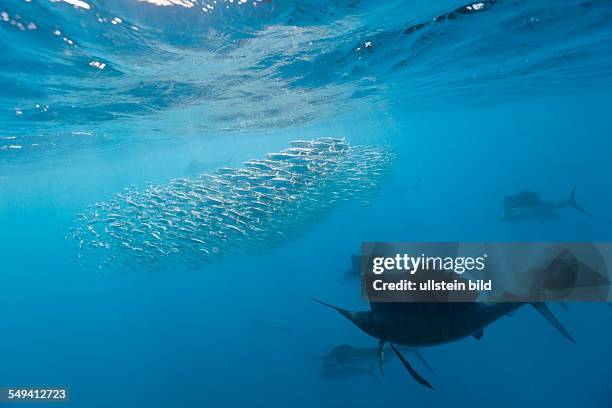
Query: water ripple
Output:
[[1, 0, 611, 163]]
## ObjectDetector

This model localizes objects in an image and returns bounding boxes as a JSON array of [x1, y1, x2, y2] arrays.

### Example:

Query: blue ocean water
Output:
[[1, 0, 612, 407]]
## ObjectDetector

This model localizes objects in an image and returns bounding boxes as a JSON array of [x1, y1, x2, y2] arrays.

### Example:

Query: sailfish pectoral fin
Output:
[[377, 338, 386, 376], [389, 343, 434, 390]]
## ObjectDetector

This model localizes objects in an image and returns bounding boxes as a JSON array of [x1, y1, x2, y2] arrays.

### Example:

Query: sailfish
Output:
[[501, 186, 593, 222], [312, 249, 579, 389], [311, 298, 574, 389]]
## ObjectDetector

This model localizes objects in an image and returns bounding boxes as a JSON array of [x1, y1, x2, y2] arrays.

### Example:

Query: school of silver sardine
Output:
[[71, 138, 393, 272]]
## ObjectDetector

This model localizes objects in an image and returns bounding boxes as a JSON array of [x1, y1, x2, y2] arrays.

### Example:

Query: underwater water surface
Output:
[[1, 0, 612, 407]]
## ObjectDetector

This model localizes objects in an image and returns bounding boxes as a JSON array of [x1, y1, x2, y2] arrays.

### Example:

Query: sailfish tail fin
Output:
[[567, 186, 593, 217], [531, 303, 577, 344]]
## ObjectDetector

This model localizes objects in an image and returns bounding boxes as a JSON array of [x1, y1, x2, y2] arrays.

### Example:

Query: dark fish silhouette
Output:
[[311, 297, 575, 389], [319, 344, 432, 373], [501, 186, 593, 222]]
